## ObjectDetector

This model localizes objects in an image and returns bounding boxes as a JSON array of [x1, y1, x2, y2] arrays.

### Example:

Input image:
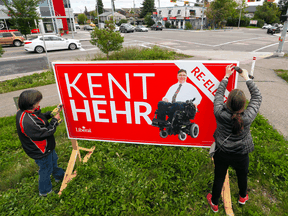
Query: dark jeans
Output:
[[34, 149, 65, 195], [211, 150, 249, 205], [157, 101, 185, 122]]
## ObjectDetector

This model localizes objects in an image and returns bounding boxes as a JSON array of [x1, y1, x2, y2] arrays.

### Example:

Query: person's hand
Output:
[[239, 69, 250, 81], [225, 64, 235, 78], [163, 98, 168, 102], [54, 113, 61, 120]]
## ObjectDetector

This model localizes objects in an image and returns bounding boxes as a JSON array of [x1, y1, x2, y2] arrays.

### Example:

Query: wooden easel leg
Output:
[[58, 140, 95, 196], [221, 170, 234, 216]]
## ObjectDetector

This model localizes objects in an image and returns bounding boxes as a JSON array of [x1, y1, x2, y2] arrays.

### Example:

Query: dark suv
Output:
[[151, 24, 162, 31], [119, 24, 134, 33]]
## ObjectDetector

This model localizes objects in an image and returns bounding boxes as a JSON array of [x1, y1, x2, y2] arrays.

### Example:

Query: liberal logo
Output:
[[76, 126, 92, 133]]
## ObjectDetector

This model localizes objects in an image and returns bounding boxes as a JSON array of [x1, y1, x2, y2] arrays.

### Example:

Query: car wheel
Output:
[[35, 46, 44, 54], [13, 40, 22, 47], [124, 29, 127, 33], [69, 43, 77, 50]]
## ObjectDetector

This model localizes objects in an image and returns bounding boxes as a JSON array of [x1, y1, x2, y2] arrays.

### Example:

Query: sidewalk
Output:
[[0, 37, 287, 139]]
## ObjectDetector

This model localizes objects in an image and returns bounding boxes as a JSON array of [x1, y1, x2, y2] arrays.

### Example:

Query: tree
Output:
[[205, 0, 238, 28], [278, 0, 288, 22], [90, 11, 97, 20], [0, 45, 4, 57], [119, 19, 128, 25], [144, 12, 155, 27], [97, 0, 104, 15], [78, 14, 87, 24], [84, 6, 89, 16], [140, 0, 155, 18], [90, 17, 124, 60], [2, 0, 41, 39], [254, 1, 281, 24]]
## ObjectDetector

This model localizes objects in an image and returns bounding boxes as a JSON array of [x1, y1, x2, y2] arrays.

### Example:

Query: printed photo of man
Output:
[[152, 69, 202, 125]]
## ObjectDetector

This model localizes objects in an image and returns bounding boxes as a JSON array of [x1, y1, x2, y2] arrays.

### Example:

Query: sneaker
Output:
[[206, 193, 218, 213], [238, 194, 249, 204], [39, 190, 59, 197]]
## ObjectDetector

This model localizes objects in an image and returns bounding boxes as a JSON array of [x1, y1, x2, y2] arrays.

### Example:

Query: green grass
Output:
[[246, 26, 261, 29], [0, 105, 287, 215], [0, 46, 192, 94], [274, 69, 288, 83]]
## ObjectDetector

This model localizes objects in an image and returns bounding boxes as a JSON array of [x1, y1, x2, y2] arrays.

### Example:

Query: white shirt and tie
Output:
[[163, 82, 202, 105]]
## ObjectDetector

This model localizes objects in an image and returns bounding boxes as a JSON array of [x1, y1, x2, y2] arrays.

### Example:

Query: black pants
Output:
[[157, 101, 185, 122], [211, 150, 249, 205]]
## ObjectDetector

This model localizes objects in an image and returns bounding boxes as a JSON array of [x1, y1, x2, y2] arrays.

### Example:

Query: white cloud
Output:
[[70, 0, 183, 13]]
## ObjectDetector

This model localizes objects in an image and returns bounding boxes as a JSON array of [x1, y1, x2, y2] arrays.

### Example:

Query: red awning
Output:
[[170, 17, 176, 20], [163, 17, 167, 21]]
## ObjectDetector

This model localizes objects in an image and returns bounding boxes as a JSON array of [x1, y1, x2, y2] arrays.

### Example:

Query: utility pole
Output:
[[67, 0, 75, 38], [275, 9, 288, 56], [111, 0, 115, 23], [237, 0, 243, 29], [96, 0, 100, 28], [134, 0, 136, 26]]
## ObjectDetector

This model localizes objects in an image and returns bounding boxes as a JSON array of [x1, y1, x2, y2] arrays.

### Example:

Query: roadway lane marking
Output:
[[252, 41, 288, 52], [132, 40, 182, 52], [214, 37, 268, 47]]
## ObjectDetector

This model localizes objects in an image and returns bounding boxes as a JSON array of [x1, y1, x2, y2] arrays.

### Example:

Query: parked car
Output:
[[84, 25, 94, 31], [114, 25, 120, 32], [151, 24, 163, 31], [262, 24, 272, 29], [75, 24, 80, 29], [24, 35, 82, 54], [119, 24, 134, 33], [90, 23, 96, 27], [267, 26, 281, 34], [135, 25, 148, 32], [0, 31, 25, 47]]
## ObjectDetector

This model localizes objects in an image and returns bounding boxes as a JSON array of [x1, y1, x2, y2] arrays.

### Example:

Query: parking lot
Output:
[[0, 27, 287, 77]]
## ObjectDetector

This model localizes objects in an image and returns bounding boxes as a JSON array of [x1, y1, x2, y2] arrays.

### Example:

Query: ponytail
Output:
[[231, 112, 244, 134], [226, 89, 246, 135]]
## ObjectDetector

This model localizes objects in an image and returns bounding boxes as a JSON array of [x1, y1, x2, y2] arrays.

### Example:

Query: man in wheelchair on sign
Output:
[[151, 69, 202, 141]]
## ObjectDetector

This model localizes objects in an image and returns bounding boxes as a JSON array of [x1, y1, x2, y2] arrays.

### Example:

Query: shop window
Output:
[[168, 10, 172, 15], [190, 10, 195, 16], [177, 10, 181, 15]]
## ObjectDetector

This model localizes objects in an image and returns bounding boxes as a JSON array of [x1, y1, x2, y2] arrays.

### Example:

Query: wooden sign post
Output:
[[58, 139, 95, 196]]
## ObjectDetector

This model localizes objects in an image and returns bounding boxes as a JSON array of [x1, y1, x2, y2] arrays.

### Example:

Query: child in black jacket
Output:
[[16, 89, 64, 197]]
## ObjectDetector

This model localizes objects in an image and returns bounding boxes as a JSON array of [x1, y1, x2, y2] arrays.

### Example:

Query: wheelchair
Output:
[[151, 99, 199, 141]]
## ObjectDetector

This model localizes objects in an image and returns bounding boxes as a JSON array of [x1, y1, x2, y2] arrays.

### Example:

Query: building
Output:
[[0, 0, 75, 34], [99, 12, 126, 23], [156, 5, 206, 29]]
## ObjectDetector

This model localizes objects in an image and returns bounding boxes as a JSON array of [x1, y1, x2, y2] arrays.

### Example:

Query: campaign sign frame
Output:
[[53, 60, 238, 148]]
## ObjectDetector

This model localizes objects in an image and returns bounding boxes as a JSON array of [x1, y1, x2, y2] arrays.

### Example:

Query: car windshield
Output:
[[14, 32, 23, 36], [138, 25, 144, 28]]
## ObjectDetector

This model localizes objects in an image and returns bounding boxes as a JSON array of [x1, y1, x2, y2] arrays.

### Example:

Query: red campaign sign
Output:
[[53, 61, 239, 148]]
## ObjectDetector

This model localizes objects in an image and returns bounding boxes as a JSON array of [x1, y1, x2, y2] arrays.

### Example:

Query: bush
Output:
[[171, 25, 177, 29], [165, 22, 171, 28], [185, 22, 192, 30], [257, 19, 265, 28], [118, 19, 128, 25]]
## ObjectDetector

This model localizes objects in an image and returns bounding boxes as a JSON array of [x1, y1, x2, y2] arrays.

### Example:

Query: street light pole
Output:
[[111, 0, 115, 23], [237, 1, 242, 29], [275, 9, 288, 56], [96, 0, 100, 27]]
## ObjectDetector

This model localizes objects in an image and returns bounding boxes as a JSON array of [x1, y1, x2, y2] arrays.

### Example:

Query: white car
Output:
[[262, 24, 272, 29], [24, 35, 81, 53]]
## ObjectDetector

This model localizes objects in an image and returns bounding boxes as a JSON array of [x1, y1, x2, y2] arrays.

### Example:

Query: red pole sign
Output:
[[53, 61, 238, 148]]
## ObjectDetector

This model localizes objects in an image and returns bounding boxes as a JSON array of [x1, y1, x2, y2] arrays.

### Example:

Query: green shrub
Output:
[[171, 25, 177, 29], [257, 19, 265, 28], [165, 22, 171, 28], [118, 19, 128, 25], [185, 22, 192, 30]]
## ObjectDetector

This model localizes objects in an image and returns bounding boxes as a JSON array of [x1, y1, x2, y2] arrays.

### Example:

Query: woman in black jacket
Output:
[[16, 89, 64, 197], [207, 64, 262, 213]]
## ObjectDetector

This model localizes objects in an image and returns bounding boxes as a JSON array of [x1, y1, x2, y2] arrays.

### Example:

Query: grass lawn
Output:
[[0, 105, 287, 215], [274, 69, 288, 83]]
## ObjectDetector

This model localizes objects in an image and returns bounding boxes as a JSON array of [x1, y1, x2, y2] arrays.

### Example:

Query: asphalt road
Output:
[[0, 28, 287, 77]]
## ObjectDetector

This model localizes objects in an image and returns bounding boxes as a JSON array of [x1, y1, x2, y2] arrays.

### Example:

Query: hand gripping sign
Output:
[[53, 60, 238, 148]]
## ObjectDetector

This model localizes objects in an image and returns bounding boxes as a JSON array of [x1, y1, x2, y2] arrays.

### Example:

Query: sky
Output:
[[70, 0, 280, 13], [71, 0, 183, 13]]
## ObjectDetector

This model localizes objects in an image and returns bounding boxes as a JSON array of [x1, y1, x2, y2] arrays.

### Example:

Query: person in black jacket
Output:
[[16, 89, 64, 197], [206, 64, 262, 213]]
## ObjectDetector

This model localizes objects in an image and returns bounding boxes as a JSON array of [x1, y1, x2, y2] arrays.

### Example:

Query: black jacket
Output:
[[16, 108, 59, 160], [213, 79, 262, 154]]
